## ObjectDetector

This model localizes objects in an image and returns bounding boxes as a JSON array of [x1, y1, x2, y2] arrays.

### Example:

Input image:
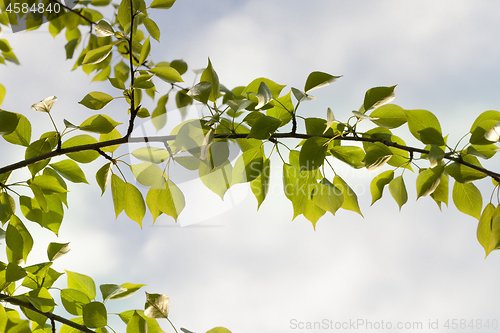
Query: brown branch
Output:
[[0, 132, 498, 183], [0, 294, 95, 333]]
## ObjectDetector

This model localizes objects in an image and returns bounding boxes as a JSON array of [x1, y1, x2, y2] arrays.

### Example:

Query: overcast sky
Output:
[[2, 0, 500, 332]]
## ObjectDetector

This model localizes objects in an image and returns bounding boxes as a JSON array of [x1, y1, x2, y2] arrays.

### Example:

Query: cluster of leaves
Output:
[[0, 0, 500, 332]]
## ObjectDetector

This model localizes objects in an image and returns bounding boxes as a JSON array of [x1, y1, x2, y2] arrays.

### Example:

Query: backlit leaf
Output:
[[369, 104, 406, 129], [66, 270, 96, 300], [79, 92, 114, 110], [150, 0, 176, 9], [78, 114, 121, 134], [416, 166, 444, 199], [47, 242, 70, 261], [123, 183, 146, 227], [361, 85, 396, 113], [304, 71, 341, 93], [200, 58, 220, 102], [299, 137, 329, 171], [144, 292, 169, 318], [150, 66, 183, 83], [389, 176, 408, 210], [83, 302, 107, 328], [332, 175, 362, 216], [82, 45, 112, 65], [453, 181, 482, 220], [50, 160, 88, 184], [143, 17, 160, 42], [370, 170, 394, 205]]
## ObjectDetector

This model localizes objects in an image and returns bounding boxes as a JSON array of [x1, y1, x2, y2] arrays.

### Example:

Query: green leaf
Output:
[[150, 0, 176, 9], [0, 191, 15, 224], [100, 284, 127, 303], [299, 137, 329, 171], [428, 145, 445, 168], [66, 270, 97, 300], [5, 263, 27, 282], [247, 115, 281, 140], [199, 161, 232, 199], [332, 175, 363, 216], [115, 61, 130, 82], [389, 176, 408, 210], [123, 183, 146, 227], [82, 45, 113, 65], [61, 289, 90, 316], [206, 327, 232, 333], [150, 66, 183, 83], [369, 104, 406, 129], [47, 242, 70, 261], [79, 114, 121, 134], [484, 121, 500, 142], [62, 135, 100, 163], [470, 110, 500, 133], [0, 84, 5, 106], [130, 163, 164, 187], [25, 288, 56, 313], [200, 58, 220, 102], [416, 166, 444, 199], [266, 92, 293, 126], [477, 204, 500, 257], [445, 155, 486, 183], [117, 0, 132, 30], [304, 71, 341, 93], [119, 310, 164, 333], [453, 181, 482, 220], [30, 175, 68, 195], [362, 142, 393, 171], [50, 160, 88, 184], [250, 158, 270, 209], [404, 109, 444, 145], [83, 302, 107, 328], [144, 292, 169, 318], [96, 163, 113, 195], [470, 119, 499, 145], [25, 135, 58, 176], [187, 82, 212, 104], [132, 147, 170, 164], [311, 179, 344, 216], [430, 173, 449, 209], [232, 147, 264, 184], [109, 283, 146, 300], [127, 311, 147, 333], [139, 37, 150, 65], [361, 85, 396, 113], [111, 174, 125, 218], [3, 113, 31, 146], [330, 146, 365, 169], [79, 92, 114, 110], [6, 215, 33, 263], [19, 195, 64, 235], [94, 20, 114, 37], [370, 170, 394, 205], [170, 59, 188, 75], [0, 111, 19, 135], [242, 78, 286, 101], [143, 17, 160, 42]]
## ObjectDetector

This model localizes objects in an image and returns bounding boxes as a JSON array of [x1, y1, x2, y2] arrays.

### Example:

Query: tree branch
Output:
[[0, 132, 498, 182], [0, 294, 95, 333]]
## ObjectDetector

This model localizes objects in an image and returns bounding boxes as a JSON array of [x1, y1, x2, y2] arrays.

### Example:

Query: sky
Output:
[[2, 0, 500, 332]]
